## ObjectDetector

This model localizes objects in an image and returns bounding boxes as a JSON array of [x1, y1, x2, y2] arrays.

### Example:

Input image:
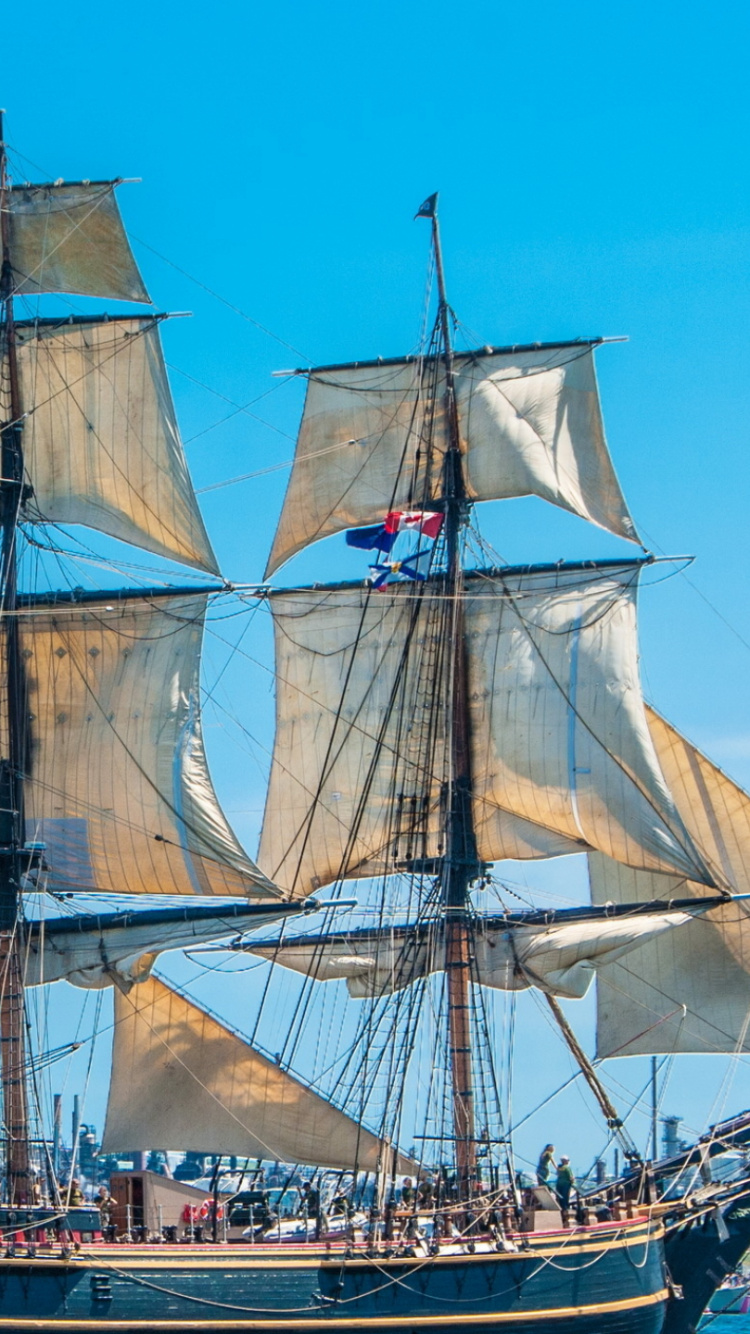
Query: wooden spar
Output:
[[426, 196, 479, 1200], [544, 993, 641, 1164], [0, 111, 31, 1203]]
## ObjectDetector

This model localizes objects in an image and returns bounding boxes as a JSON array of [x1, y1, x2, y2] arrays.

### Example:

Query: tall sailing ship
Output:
[[0, 121, 749, 1332]]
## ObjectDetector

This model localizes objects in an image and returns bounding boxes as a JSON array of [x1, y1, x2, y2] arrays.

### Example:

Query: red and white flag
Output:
[[384, 510, 443, 539]]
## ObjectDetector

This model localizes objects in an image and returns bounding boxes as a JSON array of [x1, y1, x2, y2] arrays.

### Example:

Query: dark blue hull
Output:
[[0, 1216, 668, 1331]]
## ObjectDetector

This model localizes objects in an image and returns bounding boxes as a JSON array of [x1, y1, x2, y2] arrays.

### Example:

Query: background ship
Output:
[[0, 122, 749, 1331]]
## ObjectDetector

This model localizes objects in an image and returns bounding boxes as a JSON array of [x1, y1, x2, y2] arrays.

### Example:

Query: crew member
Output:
[[555, 1156, 575, 1211], [536, 1144, 556, 1185]]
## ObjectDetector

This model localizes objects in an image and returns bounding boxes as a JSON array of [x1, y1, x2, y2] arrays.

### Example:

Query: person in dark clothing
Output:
[[400, 1177, 415, 1209], [300, 1181, 322, 1238], [555, 1157, 575, 1211]]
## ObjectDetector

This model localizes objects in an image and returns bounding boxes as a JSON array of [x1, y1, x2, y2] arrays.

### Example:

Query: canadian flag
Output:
[[383, 510, 443, 539]]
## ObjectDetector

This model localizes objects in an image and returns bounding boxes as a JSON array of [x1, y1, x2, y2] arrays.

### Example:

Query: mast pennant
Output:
[[594, 707, 750, 1056], [258, 563, 714, 898], [6, 183, 149, 302], [266, 342, 638, 577], [103, 974, 414, 1172], [13, 592, 277, 900], [10, 316, 218, 573]]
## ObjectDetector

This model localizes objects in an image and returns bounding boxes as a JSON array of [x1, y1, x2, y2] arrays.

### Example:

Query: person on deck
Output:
[[400, 1178, 415, 1209], [67, 1178, 84, 1206], [536, 1144, 556, 1185], [300, 1181, 322, 1238], [555, 1157, 575, 1211]]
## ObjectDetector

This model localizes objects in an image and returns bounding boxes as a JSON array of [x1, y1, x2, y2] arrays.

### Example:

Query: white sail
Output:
[[594, 707, 750, 1056], [19, 593, 277, 899], [25, 902, 302, 991], [7, 183, 149, 302], [266, 344, 637, 576], [259, 566, 714, 897], [103, 975, 411, 1171], [14, 317, 218, 573], [249, 909, 698, 1000]]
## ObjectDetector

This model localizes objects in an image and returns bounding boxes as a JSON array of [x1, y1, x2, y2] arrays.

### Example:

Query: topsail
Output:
[[16, 592, 276, 900], [266, 343, 638, 576], [11, 316, 218, 573], [259, 563, 714, 897], [6, 183, 150, 302]]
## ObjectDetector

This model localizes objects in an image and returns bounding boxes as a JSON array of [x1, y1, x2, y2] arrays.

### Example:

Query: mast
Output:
[[0, 111, 30, 1203], [425, 196, 479, 1199]]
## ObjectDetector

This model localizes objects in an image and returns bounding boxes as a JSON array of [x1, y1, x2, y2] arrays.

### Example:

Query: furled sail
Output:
[[103, 974, 412, 1171], [247, 905, 705, 1000], [266, 343, 638, 576], [12, 316, 218, 573], [594, 707, 750, 1056], [7, 183, 149, 302], [18, 592, 277, 899], [258, 563, 714, 897], [25, 900, 306, 991]]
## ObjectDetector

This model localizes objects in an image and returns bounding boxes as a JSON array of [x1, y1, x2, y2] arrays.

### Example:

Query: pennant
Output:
[[415, 193, 438, 220], [345, 524, 397, 553]]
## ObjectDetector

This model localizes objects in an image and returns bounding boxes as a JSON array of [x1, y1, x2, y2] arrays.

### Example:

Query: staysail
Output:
[[593, 708, 750, 1056], [6, 183, 149, 302], [266, 343, 638, 576], [103, 974, 411, 1171], [247, 904, 707, 1000], [17, 591, 277, 899], [12, 316, 217, 573], [258, 563, 714, 897]]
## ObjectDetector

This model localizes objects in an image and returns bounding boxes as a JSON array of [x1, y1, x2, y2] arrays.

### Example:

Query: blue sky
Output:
[[6, 0, 750, 1174]]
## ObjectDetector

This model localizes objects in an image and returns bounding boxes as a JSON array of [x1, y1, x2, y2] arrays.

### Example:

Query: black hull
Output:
[[0, 1216, 667, 1331], [663, 1187, 750, 1334]]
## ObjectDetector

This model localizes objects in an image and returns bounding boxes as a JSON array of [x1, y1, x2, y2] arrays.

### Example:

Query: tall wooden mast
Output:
[[0, 112, 31, 1204], [423, 196, 479, 1199]]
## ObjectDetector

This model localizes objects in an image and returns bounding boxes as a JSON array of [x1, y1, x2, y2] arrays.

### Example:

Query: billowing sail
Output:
[[594, 708, 750, 1056], [248, 906, 703, 1000], [13, 317, 218, 573], [103, 975, 412, 1171], [25, 900, 305, 991], [7, 183, 149, 302], [258, 564, 714, 897], [18, 592, 277, 899], [266, 343, 638, 576]]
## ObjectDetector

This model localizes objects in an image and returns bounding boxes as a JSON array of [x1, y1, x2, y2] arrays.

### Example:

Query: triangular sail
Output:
[[7, 183, 149, 302], [593, 707, 750, 1056], [266, 343, 638, 576], [12, 316, 218, 573], [18, 593, 277, 899], [259, 564, 714, 897], [103, 975, 411, 1171]]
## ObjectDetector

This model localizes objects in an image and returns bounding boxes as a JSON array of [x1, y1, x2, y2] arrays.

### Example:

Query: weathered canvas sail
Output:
[[594, 708, 750, 1056], [7, 183, 150, 302], [266, 344, 638, 576], [103, 975, 410, 1170], [25, 900, 304, 991], [13, 317, 218, 573], [248, 907, 703, 1000], [18, 593, 277, 899], [259, 565, 714, 897]]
